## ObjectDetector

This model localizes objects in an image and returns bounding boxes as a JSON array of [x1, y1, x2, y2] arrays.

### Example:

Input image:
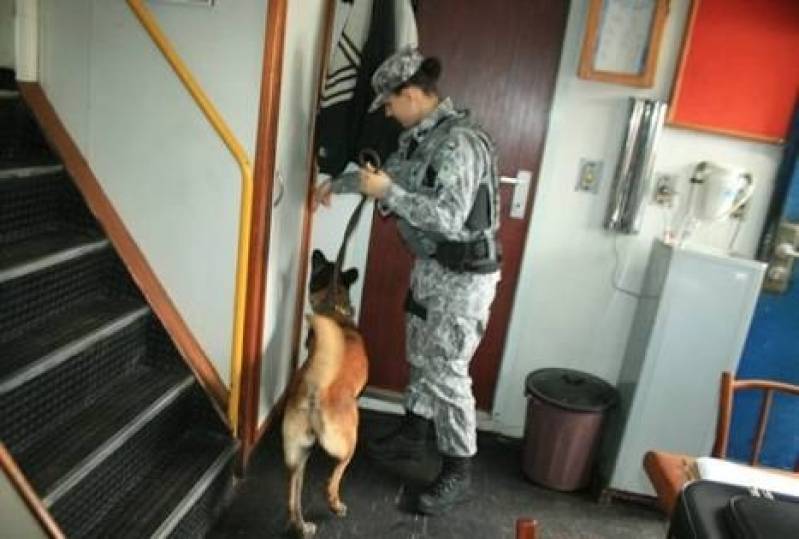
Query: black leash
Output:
[[326, 149, 381, 313]]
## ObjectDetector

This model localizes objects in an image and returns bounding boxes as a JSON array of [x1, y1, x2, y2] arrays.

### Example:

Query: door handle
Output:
[[500, 170, 532, 219], [775, 242, 799, 259], [764, 222, 799, 294]]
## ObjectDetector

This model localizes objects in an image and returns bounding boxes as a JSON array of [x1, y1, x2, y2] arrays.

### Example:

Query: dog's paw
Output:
[[297, 522, 317, 539], [330, 500, 348, 517]]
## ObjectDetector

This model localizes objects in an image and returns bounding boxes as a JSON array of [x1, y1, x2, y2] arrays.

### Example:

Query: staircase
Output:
[[0, 73, 238, 538]]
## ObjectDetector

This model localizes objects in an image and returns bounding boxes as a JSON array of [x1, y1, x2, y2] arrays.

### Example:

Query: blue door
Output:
[[731, 108, 799, 470]]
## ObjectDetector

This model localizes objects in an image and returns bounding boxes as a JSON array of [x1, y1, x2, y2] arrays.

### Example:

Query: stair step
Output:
[[0, 163, 64, 180], [0, 98, 58, 170], [0, 298, 152, 453], [43, 374, 194, 509], [47, 384, 212, 537], [0, 248, 140, 344], [15, 367, 189, 498], [0, 169, 97, 246], [0, 68, 15, 91], [0, 297, 148, 387], [91, 432, 237, 539], [0, 230, 108, 283]]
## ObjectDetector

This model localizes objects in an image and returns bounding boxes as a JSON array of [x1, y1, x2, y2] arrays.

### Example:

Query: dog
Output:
[[282, 249, 369, 538]]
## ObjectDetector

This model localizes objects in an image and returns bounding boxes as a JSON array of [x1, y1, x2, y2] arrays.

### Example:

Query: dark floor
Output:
[[210, 410, 667, 539]]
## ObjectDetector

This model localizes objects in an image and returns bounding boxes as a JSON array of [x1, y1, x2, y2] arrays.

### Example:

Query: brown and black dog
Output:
[[282, 249, 368, 538]]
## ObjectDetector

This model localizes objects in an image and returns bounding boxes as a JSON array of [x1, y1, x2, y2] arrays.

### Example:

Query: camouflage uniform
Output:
[[332, 50, 501, 459]]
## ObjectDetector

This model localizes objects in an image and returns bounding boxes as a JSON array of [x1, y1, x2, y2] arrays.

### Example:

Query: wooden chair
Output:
[[644, 371, 799, 516]]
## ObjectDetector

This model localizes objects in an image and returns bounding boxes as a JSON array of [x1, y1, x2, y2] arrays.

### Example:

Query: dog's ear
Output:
[[311, 249, 327, 273], [342, 268, 359, 288]]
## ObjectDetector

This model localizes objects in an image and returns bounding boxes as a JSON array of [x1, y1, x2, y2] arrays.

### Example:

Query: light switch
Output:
[[576, 159, 603, 193]]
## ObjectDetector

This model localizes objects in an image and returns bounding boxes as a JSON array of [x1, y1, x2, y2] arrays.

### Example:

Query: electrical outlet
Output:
[[576, 159, 603, 193]]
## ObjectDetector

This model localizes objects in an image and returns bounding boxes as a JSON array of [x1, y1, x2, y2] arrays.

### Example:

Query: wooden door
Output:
[[359, 0, 570, 410]]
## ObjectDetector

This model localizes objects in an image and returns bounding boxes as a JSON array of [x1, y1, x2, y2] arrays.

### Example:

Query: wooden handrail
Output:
[[126, 0, 252, 434], [1, 443, 65, 538]]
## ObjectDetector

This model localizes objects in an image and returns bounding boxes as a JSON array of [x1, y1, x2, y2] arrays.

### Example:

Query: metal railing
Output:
[[126, 0, 251, 434]]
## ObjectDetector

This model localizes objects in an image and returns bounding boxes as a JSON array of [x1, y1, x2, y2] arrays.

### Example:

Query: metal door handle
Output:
[[764, 222, 799, 294], [500, 170, 532, 219], [776, 243, 799, 259]]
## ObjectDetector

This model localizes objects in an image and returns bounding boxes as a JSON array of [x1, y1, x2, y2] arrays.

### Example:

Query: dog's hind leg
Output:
[[319, 410, 358, 517], [284, 412, 316, 538], [327, 449, 354, 517]]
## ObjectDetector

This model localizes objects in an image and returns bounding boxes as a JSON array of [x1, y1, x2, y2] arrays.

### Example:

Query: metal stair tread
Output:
[[0, 296, 149, 388], [0, 155, 61, 174], [0, 228, 107, 283], [87, 430, 236, 539], [0, 163, 64, 180], [14, 367, 191, 498]]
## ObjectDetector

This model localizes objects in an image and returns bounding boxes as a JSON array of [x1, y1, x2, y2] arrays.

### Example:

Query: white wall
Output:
[[490, 0, 782, 435], [38, 0, 268, 384], [258, 0, 329, 421], [1, 468, 47, 539], [0, 0, 13, 67]]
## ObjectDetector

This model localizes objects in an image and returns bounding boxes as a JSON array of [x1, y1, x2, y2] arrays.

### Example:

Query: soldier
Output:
[[314, 47, 501, 515]]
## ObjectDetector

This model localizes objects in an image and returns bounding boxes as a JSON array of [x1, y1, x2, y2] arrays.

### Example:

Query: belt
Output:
[[434, 237, 501, 274]]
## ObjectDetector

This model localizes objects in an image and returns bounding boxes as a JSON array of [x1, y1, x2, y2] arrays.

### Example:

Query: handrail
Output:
[[126, 0, 251, 434]]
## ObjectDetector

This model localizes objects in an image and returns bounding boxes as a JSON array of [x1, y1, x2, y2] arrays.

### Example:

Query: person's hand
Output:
[[312, 179, 333, 211], [359, 165, 392, 199]]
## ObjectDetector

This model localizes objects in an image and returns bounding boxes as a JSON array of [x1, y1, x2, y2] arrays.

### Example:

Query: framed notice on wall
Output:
[[668, 0, 799, 144], [578, 0, 670, 88]]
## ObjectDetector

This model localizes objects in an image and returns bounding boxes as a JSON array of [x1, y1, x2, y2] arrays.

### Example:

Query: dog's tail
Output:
[[304, 314, 345, 391]]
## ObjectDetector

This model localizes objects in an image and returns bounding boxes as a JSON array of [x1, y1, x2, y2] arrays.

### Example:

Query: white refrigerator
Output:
[[601, 240, 766, 496]]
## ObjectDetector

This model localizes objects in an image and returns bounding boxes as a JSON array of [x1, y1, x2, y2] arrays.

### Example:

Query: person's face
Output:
[[384, 88, 422, 128]]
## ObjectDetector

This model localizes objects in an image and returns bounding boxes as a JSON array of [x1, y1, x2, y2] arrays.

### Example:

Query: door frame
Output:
[[235, 0, 287, 466], [237, 0, 338, 466]]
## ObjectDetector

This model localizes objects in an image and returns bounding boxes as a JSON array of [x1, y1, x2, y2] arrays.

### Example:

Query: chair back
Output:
[[712, 371, 799, 466]]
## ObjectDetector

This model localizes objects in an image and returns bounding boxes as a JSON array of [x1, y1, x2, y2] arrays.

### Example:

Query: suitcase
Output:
[[669, 480, 799, 539], [726, 495, 799, 539]]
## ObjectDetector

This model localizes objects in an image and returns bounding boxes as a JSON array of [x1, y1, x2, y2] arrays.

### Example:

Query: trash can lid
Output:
[[524, 368, 618, 412]]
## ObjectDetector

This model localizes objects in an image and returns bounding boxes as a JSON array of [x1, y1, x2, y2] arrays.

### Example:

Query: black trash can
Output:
[[522, 368, 618, 491]]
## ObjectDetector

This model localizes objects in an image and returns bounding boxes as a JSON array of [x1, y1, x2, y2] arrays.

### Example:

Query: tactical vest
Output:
[[391, 113, 502, 274]]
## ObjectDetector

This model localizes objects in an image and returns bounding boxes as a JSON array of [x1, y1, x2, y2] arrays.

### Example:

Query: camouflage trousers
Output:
[[403, 259, 500, 457]]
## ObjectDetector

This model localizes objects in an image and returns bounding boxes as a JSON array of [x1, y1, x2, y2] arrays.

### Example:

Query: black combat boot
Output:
[[416, 455, 472, 515], [367, 410, 430, 461]]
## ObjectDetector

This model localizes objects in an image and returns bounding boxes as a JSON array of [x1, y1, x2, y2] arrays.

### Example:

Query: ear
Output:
[[342, 268, 359, 288], [311, 249, 327, 272]]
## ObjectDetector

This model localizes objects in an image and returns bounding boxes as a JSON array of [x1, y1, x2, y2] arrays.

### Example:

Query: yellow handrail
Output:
[[127, 0, 251, 435]]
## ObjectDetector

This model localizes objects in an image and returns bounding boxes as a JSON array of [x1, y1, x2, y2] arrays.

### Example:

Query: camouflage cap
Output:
[[368, 47, 424, 113]]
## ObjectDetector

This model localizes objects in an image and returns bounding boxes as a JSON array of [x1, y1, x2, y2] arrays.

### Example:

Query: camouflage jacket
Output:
[[331, 98, 500, 259]]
